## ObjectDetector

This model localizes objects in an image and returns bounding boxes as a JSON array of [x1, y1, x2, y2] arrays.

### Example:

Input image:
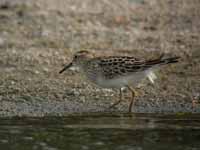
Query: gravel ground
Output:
[[0, 0, 200, 116]]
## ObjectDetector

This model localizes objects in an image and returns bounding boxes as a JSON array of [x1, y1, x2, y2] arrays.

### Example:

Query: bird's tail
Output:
[[145, 54, 180, 66], [145, 54, 180, 84]]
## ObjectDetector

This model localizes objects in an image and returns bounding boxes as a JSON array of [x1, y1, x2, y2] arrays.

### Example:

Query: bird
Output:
[[59, 50, 180, 112]]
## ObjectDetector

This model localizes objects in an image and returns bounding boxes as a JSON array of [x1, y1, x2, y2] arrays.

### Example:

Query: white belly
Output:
[[94, 72, 147, 89]]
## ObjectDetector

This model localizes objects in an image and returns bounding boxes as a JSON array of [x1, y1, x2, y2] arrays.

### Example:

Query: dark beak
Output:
[[59, 62, 73, 74]]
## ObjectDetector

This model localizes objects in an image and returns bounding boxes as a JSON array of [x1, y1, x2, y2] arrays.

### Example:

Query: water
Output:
[[0, 113, 200, 150]]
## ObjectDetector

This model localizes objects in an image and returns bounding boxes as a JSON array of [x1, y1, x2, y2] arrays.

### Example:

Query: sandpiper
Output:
[[59, 50, 180, 112]]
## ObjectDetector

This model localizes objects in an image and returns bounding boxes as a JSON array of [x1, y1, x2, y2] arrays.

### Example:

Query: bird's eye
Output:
[[74, 55, 78, 59]]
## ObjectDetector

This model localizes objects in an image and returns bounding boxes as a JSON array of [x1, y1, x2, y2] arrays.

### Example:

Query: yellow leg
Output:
[[126, 86, 136, 113], [109, 88, 122, 109]]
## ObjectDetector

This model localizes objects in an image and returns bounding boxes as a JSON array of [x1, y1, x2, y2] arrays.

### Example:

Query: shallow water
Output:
[[0, 113, 200, 150]]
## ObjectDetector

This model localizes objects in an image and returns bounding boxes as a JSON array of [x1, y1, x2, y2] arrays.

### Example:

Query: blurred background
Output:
[[0, 1, 200, 149], [0, 0, 200, 116]]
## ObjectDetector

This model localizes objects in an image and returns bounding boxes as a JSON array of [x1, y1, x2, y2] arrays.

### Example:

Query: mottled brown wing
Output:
[[98, 55, 180, 79], [98, 56, 148, 79]]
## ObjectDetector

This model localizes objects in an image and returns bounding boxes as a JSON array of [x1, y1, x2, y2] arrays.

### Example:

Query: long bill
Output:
[[59, 62, 73, 74]]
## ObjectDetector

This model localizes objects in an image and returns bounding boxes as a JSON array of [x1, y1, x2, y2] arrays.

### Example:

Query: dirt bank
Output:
[[0, 0, 199, 116]]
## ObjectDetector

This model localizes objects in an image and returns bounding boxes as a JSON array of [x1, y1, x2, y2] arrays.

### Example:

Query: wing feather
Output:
[[97, 55, 179, 79], [98, 56, 146, 79]]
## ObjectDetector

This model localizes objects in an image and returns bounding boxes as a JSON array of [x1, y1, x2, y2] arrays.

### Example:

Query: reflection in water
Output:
[[0, 113, 200, 150]]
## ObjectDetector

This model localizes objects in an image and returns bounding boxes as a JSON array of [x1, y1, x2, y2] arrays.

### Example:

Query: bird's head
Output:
[[59, 50, 94, 74]]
